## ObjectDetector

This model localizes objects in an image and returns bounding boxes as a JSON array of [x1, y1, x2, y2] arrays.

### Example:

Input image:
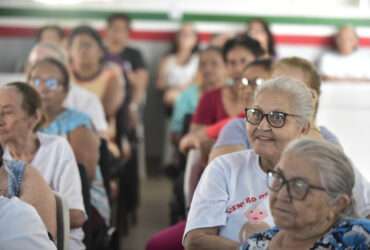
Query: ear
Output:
[[330, 194, 351, 217], [31, 109, 43, 131]]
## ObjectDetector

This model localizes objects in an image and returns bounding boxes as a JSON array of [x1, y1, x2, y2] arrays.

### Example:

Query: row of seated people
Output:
[[0, 14, 149, 250], [145, 31, 370, 249]]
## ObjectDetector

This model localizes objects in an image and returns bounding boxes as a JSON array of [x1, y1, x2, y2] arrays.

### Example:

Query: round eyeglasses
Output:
[[31, 78, 60, 91], [244, 108, 300, 128], [267, 170, 326, 201]]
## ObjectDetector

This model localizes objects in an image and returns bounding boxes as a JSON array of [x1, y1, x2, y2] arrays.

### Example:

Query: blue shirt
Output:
[[40, 108, 92, 135], [241, 218, 370, 250], [170, 84, 200, 134]]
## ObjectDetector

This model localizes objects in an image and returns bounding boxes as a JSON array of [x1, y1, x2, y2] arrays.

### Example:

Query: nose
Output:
[[276, 184, 292, 202], [257, 115, 271, 130]]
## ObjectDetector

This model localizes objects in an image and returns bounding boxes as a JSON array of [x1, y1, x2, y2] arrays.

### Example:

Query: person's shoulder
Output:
[[37, 132, 69, 149], [212, 149, 257, 171], [201, 87, 223, 99], [0, 196, 37, 221]]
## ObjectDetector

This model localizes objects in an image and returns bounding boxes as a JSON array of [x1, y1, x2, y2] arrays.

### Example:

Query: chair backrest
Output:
[[55, 192, 70, 250]]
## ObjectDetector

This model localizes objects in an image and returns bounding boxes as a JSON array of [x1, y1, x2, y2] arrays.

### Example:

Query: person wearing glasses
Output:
[[183, 77, 313, 249], [209, 57, 340, 162], [241, 138, 370, 249]]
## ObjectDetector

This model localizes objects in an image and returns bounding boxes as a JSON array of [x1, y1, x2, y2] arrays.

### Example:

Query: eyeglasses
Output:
[[244, 108, 300, 128], [241, 77, 264, 87], [31, 78, 60, 91], [267, 170, 326, 201]]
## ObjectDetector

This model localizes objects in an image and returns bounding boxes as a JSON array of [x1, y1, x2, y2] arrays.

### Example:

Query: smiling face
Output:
[[269, 153, 334, 233], [247, 90, 306, 167], [0, 87, 39, 144]]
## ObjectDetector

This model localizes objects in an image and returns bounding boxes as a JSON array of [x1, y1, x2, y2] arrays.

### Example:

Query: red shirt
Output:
[[206, 113, 245, 139], [192, 88, 229, 125]]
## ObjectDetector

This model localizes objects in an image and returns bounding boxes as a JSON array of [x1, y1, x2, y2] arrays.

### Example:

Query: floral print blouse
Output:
[[240, 219, 370, 250]]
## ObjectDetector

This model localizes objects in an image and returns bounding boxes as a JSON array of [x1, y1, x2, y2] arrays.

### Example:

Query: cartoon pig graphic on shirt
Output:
[[239, 203, 270, 242]]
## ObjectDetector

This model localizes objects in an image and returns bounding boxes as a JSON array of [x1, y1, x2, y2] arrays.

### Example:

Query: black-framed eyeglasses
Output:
[[244, 108, 300, 128], [267, 170, 326, 201], [241, 77, 264, 87], [30, 78, 60, 91]]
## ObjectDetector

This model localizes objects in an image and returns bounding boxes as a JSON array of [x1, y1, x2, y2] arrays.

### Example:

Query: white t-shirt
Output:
[[64, 83, 108, 133], [0, 196, 57, 250], [184, 150, 274, 243], [4, 133, 86, 250], [318, 50, 370, 79]]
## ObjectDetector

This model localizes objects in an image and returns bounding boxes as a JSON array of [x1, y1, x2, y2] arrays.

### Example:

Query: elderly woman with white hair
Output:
[[183, 77, 313, 249], [241, 138, 370, 249]]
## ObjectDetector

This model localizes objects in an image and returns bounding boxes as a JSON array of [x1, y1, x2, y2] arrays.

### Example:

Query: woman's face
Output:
[[0, 88, 38, 143], [29, 62, 67, 113], [247, 90, 306, 165], [247, 21, 269, 52], [69, 33, 103, 69], [177, 24, 197, 51], [199, 50, 226, 87], [269, 153, 334, 233], [226, 46, 256, 83]]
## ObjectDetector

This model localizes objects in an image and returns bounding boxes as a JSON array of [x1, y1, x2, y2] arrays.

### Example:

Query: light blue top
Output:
[[170, 84, 200, 134], [40, 108, 92, 135], [214, 117, 340, 149], [3, 159, 26, 197]]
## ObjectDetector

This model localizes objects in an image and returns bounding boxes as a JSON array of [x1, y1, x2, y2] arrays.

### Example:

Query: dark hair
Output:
[[245, 58, 273, 73], [107, 13, 131, 28], [222, 35, 264, 62], [6, 82, 45, 131], [68, 25, 105, 52], [28, 57, 70, 92], [36, 25, 64, 42], [247, 18, 276, 57], [170, 23, 199, 55]]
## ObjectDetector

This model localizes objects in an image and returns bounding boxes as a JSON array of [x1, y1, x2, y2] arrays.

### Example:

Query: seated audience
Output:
[[27, 59, 112, 245], [27, 58, 100, 182], [0, 82, 86, 250], [183, 76, 370, 249], [156, 23, 199, 108], [184, 59, 272, 207], [241, 138, 370, 249], [246, 18, 276, 59], [317, 25, 370, 82], [26, 42, 109, 136], [209, 57, 340, 162], [0, 196, 57, 250]]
